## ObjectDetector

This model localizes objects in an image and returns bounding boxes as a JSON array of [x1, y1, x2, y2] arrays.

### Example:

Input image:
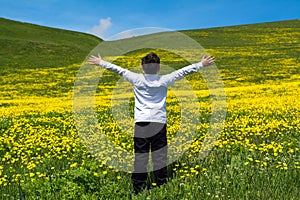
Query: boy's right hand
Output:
[[201, 55, 215, 67], [88, 53, 102, 65]]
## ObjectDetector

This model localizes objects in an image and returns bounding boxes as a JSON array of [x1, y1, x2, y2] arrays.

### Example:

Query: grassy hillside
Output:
[[0, 19, 299, 199], [0, 18, 101, 69], [93, 19, 300, 89], [182, 19, 300, 86]]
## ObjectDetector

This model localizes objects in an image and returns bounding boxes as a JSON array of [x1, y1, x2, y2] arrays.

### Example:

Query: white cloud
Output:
[[88, 17, 112, 39]]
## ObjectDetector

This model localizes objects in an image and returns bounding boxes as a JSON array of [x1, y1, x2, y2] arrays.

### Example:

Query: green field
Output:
[[0, 18, 299, 199]]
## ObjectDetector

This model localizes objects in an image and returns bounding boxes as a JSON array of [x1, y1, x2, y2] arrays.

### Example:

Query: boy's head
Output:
[[141, 52, 160, 74]]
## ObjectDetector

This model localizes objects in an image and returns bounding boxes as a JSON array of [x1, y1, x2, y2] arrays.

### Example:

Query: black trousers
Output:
[[131, 122, 168, 191]]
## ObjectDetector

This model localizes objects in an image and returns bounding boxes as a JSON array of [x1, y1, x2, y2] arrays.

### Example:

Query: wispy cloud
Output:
[[88, 17, 112, 39], [107, 27, 167, 41]]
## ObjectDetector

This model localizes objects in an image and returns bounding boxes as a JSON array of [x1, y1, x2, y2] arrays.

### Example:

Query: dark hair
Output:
[[141, 52, 160, 74], [141, 52, 160, 64]]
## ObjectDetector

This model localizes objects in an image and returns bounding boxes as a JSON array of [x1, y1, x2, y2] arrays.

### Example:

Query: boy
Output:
[[88, 52, 214, 194]]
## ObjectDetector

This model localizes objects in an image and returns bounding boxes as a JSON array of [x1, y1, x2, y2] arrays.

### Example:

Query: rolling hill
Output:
[[181, 19, 300, 86], [0, 18, 299, 98], [1, 18, 299, 81], [0, 18, 102, 69]]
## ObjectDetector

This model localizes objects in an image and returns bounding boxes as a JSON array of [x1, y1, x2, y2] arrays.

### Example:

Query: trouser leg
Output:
[[132, 123, 151, 193], [151, 123, 168, 186], [132, 137, 150, 193]]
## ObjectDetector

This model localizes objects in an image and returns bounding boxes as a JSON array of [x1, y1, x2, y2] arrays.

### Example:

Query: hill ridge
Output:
[[0, 17, 102, 68]]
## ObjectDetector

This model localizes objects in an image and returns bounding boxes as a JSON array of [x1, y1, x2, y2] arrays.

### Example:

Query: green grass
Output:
[[182, 19, 300, 87], [0, 18, 101, 69], [0, 18, 299, 199]]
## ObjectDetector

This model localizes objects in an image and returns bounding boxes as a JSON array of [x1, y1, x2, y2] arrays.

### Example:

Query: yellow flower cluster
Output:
[[0, 45, 299, 187]]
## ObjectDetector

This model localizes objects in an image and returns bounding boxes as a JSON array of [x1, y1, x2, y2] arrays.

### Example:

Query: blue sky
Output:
[[1, 0, 299, 40]]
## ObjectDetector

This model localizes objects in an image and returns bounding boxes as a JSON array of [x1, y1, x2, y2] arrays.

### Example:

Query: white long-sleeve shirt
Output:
[[99, 60, 203, 123]]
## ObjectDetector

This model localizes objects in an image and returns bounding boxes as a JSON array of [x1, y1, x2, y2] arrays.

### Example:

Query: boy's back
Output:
[[98, 57, 204, 123], [131, 74, 168, 123]]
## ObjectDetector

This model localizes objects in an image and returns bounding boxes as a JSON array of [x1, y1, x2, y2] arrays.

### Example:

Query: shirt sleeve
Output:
[[160, 62, 203, 86], [99, 60, 139, 84]]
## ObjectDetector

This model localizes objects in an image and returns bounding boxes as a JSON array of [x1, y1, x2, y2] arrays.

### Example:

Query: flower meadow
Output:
[[1, 21, 300, 199]]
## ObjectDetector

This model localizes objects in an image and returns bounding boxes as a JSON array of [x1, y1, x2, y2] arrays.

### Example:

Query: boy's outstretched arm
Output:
[[88, 52, 126, 74], [88, 52, 127, 75], [88, 52, 138, 84], [161, 55, 215, 86]]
